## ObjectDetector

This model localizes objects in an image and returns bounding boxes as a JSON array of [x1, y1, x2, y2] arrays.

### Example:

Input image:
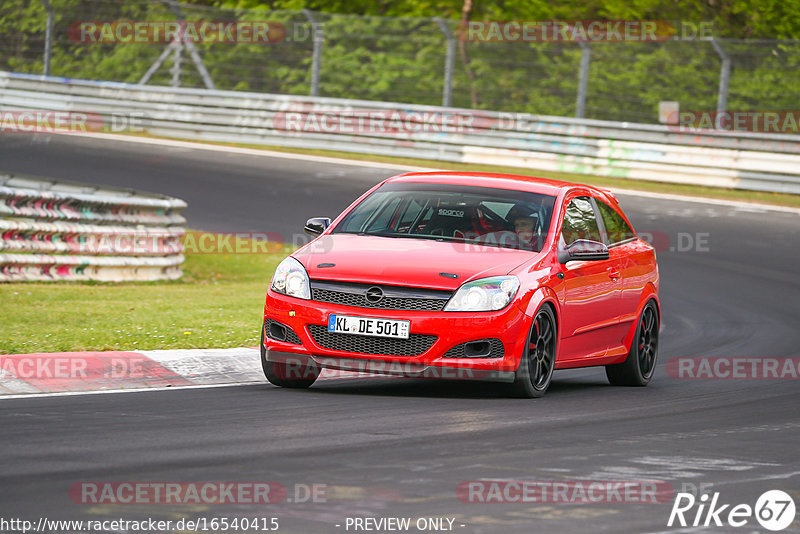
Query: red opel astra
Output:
[[261, 172, 659, 397]]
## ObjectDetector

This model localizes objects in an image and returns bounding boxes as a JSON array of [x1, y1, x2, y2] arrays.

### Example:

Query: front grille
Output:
[[264, 318, 302, 345], [443, 339, 504, 358], [307, 325, 437, 356], [310, 280, 451, 311]]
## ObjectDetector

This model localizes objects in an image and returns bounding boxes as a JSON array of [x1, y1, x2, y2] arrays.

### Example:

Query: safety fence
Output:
[[1, 71, 800, 195], [4, 1, 800, 123], [0, 172, 186, 282]]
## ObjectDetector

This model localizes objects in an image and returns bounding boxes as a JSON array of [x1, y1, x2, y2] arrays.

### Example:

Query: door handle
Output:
[[608, 269, 621, 280]]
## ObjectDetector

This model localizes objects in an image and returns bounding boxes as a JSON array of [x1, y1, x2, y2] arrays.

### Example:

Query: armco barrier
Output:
[[2, 71, 800, 194], [0, 173, 186, 282]]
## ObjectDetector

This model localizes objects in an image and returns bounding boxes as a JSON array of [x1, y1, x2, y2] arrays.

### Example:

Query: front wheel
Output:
[[606, 300, 659, 386], [260, 323, 319, 388], [510, 305, 557, 398]]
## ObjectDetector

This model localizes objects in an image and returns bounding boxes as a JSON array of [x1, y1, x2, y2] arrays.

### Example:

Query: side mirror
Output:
[[304, 217, 331, 236], [558, 239, 609, 263]]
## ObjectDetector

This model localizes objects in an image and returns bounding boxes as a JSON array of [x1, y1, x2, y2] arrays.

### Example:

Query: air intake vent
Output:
[[264, 318, 302, 345], [443, 339, 504, 358], [307, 325, 436, 356]]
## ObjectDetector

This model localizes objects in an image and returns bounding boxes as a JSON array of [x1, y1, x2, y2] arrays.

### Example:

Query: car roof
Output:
[[386, 171, 614, 200]]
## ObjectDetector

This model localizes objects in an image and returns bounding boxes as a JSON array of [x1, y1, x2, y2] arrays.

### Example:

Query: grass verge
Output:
[[0, 243, 290, 354]]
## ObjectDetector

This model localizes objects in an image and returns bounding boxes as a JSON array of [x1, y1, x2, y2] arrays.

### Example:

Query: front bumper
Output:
[[263, 288, 529, 381]]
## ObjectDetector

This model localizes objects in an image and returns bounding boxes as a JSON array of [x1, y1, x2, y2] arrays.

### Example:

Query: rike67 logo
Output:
[[668, 490, 796, 531]]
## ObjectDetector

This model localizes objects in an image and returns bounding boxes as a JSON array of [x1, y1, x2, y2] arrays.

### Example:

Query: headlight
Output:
[[444, 276, 519, 312], [270, 257, 311, 300]]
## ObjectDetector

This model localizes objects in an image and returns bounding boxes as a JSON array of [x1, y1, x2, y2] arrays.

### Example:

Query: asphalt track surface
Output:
[[1, 133, 798, 534]]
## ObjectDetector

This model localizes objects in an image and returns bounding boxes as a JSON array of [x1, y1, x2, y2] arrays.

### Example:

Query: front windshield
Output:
[[333, 182, 557, 252]]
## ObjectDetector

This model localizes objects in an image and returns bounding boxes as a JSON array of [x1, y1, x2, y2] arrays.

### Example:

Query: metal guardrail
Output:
[[2, 71, 800, 195], [0, 172, 186, 282]]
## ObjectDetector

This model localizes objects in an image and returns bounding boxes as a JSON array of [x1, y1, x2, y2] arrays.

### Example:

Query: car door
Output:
[[557, 194, 623, 362], [594, 196, 649, 357]]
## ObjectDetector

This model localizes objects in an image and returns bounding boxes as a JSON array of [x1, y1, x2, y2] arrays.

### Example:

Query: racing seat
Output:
[[425, 204, 477, 238]]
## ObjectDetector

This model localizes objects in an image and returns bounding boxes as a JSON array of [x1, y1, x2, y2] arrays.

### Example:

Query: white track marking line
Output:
[[58, 132, 800, 214], [0, 380, 266, 400], [611, 187, 800, 214], [64, 132, 437, 171]]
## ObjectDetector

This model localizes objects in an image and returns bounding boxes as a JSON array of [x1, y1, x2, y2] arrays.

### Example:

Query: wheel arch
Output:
[[520, 285, 561, 362], [622, 283, 660, 352], [523, 285, 560, 329]]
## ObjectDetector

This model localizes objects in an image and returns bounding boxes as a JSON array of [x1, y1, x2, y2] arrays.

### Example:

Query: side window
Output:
[[596, 199, 636, 244], [561, 196, 602, 246]]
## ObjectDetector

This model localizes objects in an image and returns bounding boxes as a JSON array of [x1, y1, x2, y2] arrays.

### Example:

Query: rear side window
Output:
[[596, 200, 636, 244], [561, 196, 602, 245]]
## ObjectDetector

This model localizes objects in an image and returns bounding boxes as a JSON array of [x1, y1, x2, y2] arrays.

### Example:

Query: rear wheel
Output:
[[260, 323, 319, 388], [606, 301, 659, 386], [510, 305, 557, 398]]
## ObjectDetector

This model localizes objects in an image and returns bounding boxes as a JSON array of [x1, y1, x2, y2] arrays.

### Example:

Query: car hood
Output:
[[293, 234, 538, 291]]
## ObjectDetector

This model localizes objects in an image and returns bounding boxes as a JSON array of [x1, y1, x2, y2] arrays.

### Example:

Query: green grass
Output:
[[0, 246, 290, 354], [136, 134, 800, 209]]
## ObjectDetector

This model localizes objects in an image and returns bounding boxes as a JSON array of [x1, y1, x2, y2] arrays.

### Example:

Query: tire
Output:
[[260, 323, 319, 388], [510, 305, 558, 398], [606, 300, 659, 386]]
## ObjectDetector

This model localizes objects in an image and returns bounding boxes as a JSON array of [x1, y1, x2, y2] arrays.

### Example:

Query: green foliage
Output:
[[1, 0, 798, 123]]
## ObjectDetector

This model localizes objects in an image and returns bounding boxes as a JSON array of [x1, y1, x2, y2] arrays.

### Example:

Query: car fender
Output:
[[621, 282, 660, 352], [522, 285, 560, 319], [517, 285, 561, 361]]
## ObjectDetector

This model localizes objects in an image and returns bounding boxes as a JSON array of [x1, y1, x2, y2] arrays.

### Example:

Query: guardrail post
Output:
[[302, 10, 323, 97], [434, 17, 455, 108], [710, 38, 731, 113], [40, 0, 54, 76], [576, 42, 591, 119], [162, 0, 215, 90]]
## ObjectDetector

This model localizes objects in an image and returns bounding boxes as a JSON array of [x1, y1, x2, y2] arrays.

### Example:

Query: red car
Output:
[[261, 172, 659, 397]]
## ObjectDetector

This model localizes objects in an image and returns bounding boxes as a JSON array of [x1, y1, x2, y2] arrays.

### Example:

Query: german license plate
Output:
[[328, 314, 410, 339]]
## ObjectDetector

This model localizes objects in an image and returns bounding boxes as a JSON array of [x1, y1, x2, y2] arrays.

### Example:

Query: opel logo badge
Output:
[[365, 286, 384, 303]]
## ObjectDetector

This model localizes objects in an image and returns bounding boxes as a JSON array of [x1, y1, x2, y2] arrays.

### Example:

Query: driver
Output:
[[506, 204, 542, 250], [513, 215, 537, 243]]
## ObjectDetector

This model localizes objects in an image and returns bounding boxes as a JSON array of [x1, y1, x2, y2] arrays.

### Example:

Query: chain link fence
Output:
[[2, 0, 800, 123]]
